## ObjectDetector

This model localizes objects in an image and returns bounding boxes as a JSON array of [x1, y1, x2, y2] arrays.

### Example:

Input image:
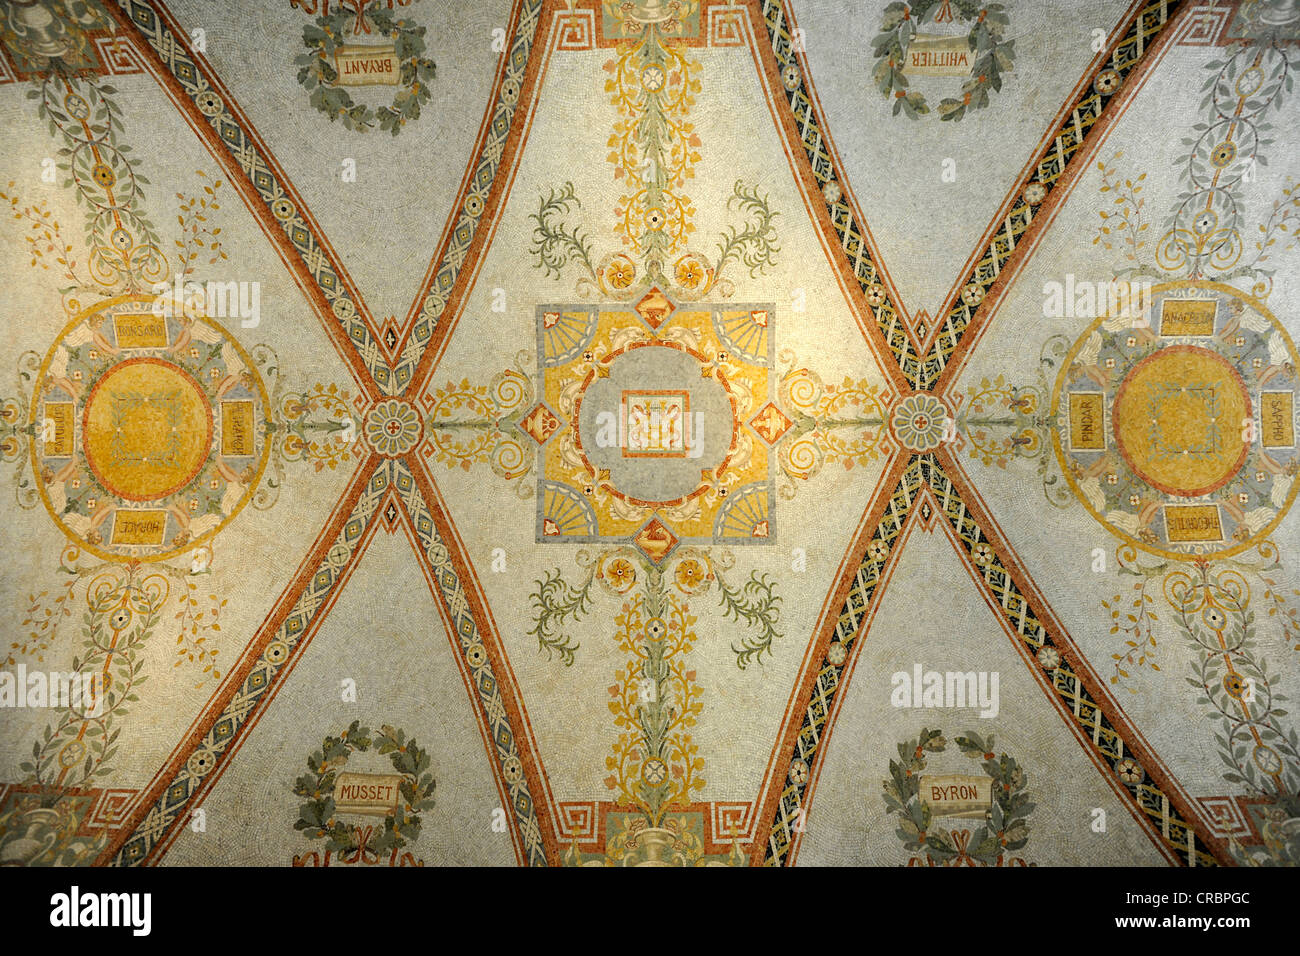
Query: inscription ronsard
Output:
[[113, 312, 169, 349]]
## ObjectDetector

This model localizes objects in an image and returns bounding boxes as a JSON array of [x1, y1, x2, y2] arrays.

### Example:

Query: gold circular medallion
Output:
[[1112, 345, 1251, 498], [81, 358, 214, 501], [1052, 281, 1300, 560], [30, 294, 270, 561]]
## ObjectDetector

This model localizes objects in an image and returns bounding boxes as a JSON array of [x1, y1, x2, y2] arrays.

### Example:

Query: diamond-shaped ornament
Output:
[[633, 517, 678, 564], [518, 403, 562, 445], [634, 286, 674, 330], [749, 402, 793, 444]]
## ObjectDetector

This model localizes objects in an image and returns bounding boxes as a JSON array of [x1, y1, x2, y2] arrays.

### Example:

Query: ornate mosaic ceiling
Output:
[[0, 0, 1298, 869]]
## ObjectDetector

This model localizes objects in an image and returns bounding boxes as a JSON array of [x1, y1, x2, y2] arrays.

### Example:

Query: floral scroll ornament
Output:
[[871, 1, 1016, 121], [292, 722, 435, 866], [529, 546, 781, 669], [529, 180, 778, 302], [294, 2, 436, 136]]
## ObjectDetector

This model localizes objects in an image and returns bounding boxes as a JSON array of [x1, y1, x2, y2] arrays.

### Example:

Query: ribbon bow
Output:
[[339, 824, 382, 865], [341, 0, 377, 34]]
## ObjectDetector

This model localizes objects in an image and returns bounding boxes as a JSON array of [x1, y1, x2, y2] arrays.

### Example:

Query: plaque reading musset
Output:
[[332, 771, 405, 816], [333, 44, 400, 87], [918, 773, 994, 819]]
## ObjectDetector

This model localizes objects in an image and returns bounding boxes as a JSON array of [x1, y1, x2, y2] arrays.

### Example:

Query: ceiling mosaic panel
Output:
[[0, 0, 1298, 872]]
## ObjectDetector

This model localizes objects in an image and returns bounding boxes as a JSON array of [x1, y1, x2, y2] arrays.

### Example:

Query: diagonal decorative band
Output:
[[111, 0, 393, 392], [922, 0, 1184, 390], [392, 461, 550, 866], [758, 0, 919, 385], [110, 461, 391, 865], [391, 0, 545, 394], [762, 453, 1218, 867], [756, 0, 1184, 391]]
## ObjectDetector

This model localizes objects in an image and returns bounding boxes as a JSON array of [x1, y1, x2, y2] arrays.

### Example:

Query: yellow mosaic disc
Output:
[[81, 358, 214, 502], [1052, 280, 1300, 560], [1112, 345, 1250, 498]]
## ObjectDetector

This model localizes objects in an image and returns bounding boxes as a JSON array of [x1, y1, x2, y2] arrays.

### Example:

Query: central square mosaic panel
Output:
[[620, 389, 691, 458], [527, 293, 779, 561]]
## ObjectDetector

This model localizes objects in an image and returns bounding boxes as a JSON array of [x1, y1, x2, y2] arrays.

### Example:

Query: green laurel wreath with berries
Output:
[[882, 727, 1035, 864], [295, 8, 437, 136], [293, 721, 437, 855], [871, 1, 1015, 121]]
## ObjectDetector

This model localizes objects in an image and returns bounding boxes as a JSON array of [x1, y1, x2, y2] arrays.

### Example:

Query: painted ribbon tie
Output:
[[933, 0, 955, 23], [907, 828, 1010, 867], [339, 824, 382, 865], [948, 828, 978, 865], [342, 0, 376, 34]]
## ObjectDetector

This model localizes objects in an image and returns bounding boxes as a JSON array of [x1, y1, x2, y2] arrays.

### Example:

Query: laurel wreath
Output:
[[871, 1, 1015, 121], [882, 727, 1035, 864], [292, 721, 436, 854], [295, 9, 436, 135]]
